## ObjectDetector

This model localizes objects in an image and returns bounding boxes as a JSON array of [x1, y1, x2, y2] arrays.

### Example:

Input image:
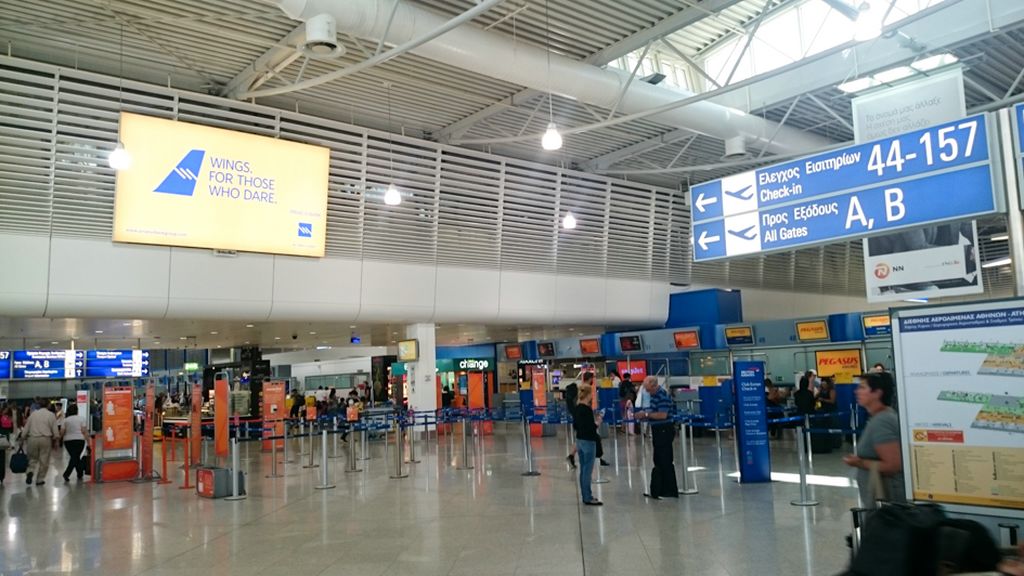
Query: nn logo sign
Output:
[[298, 223, 312, 238], [155, 150, 206, 196]]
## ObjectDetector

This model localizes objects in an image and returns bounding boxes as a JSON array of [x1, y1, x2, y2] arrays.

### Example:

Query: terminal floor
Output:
[[0, 428, 860, 576]]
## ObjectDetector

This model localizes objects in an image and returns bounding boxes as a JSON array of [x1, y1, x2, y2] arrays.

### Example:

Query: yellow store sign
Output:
[[113, 113, 329, 257], [815, 349, 863, 384]]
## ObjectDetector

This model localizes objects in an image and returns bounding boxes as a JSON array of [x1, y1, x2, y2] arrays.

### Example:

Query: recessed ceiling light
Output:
[[94, 330, 103, 334], [309, 331, 317, 335], [244, 341, 250, 345], [911, 52, 958, 72], [122, 322, 131, 326], [274, 336, 281, 340], [392, 332, 398, 335], [50, 341, 58, 345], [873, 66, 915, 84], [179, 337, 187, 340], [349, 325, 357, 329], [210, 331, 218, 335], [245, 324, 255, 328], [837, 77, 880, 93]]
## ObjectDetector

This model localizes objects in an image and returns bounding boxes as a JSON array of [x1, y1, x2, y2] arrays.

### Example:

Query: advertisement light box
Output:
[[619, 335, 643, 352], [504, 344, 522, 360], [397, 340, 419, 362], [579, 339, 601, 355], [796, 320, 830, 342], [537, 342, 555, 357], [673, 330, 701, 350], [112, 112, 330, 257]]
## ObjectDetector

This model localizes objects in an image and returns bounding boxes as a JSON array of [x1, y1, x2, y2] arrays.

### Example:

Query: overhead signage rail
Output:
[[690, 114, 1001, 262]]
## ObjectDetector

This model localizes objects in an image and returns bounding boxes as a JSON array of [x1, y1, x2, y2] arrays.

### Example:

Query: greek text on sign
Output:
[[690, 114, 998, 261]]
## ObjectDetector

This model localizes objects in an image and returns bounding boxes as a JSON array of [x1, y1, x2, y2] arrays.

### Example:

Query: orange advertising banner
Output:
[[214, 379, 229, 457], [191, 382, 202, 465], [102, 386, 134, 451], [141, 382, 154, 477], [530, 371, 547, 437], [262, 380, 286, 451], [815, 349, 863, 384]]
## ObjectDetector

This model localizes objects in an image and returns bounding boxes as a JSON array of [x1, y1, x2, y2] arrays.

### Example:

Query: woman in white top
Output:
[[61, 403, 89, 482]]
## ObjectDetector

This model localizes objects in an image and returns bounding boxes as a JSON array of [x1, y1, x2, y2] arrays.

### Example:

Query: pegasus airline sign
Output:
[[113, 113, 329, 257]]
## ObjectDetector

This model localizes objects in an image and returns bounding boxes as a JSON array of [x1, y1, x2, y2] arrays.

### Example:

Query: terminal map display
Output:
[[690, 114, 999, 261], [893, 300, 1024, 512]]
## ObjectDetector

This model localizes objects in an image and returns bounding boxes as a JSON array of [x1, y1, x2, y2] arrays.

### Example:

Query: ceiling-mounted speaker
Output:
[[301, 13, 345, 59]]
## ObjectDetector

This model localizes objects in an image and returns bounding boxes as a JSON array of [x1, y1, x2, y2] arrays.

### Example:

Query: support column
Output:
[[404, 323, 438, 426]]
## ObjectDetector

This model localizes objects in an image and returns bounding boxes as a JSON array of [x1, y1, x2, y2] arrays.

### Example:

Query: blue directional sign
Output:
[[0, 351, 11, 379], [85, 349, 150, 378], [690, 114, 999, 261], [12, 350, 80, 379]]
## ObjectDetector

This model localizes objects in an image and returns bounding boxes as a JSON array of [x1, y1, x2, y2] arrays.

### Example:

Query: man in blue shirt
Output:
[[635, 376, 678, 499]]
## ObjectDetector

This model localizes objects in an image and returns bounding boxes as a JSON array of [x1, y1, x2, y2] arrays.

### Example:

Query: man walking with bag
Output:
[[24, 403, 59, 486]]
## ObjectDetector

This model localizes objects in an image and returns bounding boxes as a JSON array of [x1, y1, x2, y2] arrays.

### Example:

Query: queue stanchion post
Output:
[[521, 413, 540, 477], [390, 417, 408, 479], [303, 423, 319, 469], [346, 423, 363, 473], [314, 429, 336, 490], [330, 417, 341, 459], [790, 425, 819, 507], [359, 425, 370, 461], [850, 407, 859, 454], [225, 437, 247, 501], [678, 421, 698, 495], [283, 420, 294, 463], [456, 412, 473, 470], [266, 431, 283, 479], [158, 435, 172, 485], [804, 415, 813, 468], [407, 412, 420, 464], [179, 429, 194, 490]]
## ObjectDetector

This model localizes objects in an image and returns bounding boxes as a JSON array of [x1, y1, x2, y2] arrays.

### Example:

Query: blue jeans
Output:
[[577, 439, 596, 502]]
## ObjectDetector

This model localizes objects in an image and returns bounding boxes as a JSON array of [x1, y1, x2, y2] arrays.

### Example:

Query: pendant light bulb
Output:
[[562, 211, 577, 230], [542, 122, 563, 151], [384, 183, 402, 206], [853, 1, 883, 42], [108, 141, 132, 171]]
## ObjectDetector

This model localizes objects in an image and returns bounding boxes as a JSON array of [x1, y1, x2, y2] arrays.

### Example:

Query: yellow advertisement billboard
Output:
[[113, 113, 329, 257], [795, 320, 830, 342], [815, 349, 863, 384]]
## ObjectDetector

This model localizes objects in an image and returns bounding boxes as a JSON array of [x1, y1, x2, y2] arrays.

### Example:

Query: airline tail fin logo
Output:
[[155, 149, 206, 196]]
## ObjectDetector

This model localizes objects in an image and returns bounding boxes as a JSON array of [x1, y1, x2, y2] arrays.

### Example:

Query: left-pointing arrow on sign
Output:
[[698, 230, 721, 251], [695, 192, 718, 213]]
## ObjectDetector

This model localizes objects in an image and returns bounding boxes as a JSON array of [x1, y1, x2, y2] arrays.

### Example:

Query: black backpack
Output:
[[847, 503, 946, 576]]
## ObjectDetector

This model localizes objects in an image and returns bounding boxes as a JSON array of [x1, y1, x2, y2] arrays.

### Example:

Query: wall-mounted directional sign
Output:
[[690, 114, 1000, 262]]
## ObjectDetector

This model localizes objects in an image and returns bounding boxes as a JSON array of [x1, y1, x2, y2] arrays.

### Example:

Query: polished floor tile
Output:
[[0, 428, 860, 575]]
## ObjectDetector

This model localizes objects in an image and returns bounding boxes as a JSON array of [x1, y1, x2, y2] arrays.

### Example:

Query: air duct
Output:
[[275, 0, 831, 155]]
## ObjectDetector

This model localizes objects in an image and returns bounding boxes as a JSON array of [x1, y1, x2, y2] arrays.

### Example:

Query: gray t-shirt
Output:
[[856, 407, 906, 507]]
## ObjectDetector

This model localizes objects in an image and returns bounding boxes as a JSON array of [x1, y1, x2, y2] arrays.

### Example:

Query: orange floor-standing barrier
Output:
[[530, 371, 546, 437]]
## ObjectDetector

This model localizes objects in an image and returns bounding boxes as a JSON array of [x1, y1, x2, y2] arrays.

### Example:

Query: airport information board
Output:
[[12, 350, 81, 379], [690, 114, 999, 262], [84, 350, 150, 378], [0, 352, 10, 379], [0, 349, 151, 380], [893, 299, 1024, 513]]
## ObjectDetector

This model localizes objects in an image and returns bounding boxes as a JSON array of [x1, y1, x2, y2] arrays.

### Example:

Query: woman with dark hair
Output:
[[793, 375, 816, 416], [843, 372, 905, 507]]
